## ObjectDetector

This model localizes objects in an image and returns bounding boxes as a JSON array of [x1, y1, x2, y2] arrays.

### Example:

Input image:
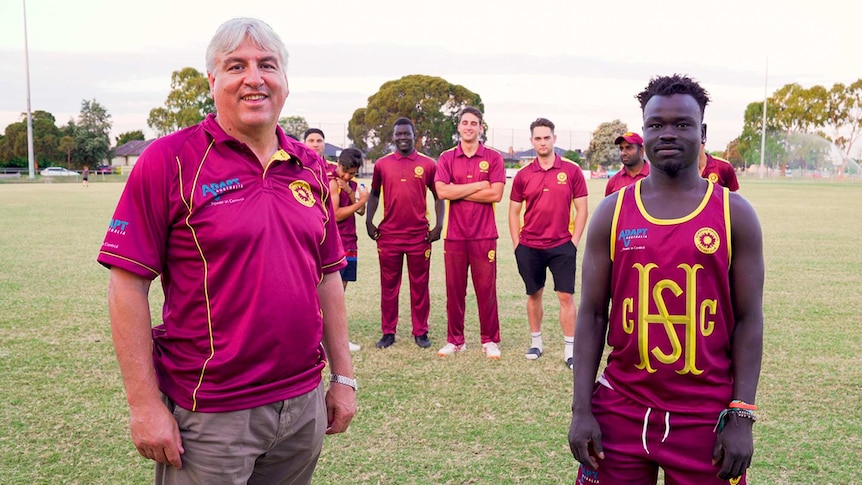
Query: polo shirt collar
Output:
[[201, 113, 303, 166], [528, 154, 562, 171], [394, 150, 418, 161], [454, 143, 488, 158]]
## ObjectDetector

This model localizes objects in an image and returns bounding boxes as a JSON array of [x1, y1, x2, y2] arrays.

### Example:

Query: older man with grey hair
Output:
[[98, 17, 356, 484]]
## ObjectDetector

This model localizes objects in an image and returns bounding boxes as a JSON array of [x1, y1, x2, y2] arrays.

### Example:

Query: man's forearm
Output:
[[318, 272, 354, 378], [108, 268, 161, 408]]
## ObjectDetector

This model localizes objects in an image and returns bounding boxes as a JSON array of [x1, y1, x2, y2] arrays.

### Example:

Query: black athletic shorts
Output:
[[514, 240, 577, 295]]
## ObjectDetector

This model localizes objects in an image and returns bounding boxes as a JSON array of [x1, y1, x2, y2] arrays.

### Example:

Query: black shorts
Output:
[[514, 241, 577, 295]]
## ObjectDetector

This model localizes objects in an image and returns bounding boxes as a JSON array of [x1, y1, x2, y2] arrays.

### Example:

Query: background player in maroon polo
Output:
[[327, 147, 369, 352], [569, 74, 764, 484], [699, 142, 740, 191], [508, 117, 588, 370], [365, 117, 444, 350], [605, 132, 649, 196], [434, 106, 506, 359], [98, 18, 356, 484], [303, 128, 327, 160]]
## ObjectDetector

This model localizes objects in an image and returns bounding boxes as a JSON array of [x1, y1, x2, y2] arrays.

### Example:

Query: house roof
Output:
[[114, 139, 156, 157], [323, 142, 341, 157]]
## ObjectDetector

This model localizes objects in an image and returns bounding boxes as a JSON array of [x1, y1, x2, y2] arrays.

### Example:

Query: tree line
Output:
[[5, 68, 859, 174]]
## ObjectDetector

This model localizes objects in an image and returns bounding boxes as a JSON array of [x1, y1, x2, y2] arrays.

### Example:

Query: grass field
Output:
[[1, 175, 860, 484]]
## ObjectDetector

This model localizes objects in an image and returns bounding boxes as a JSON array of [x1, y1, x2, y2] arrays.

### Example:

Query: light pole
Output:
[[758, 57, 768, 179], [23, 0, 36, 179]]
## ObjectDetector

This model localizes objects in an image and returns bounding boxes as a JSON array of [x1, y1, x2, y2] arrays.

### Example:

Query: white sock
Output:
[[564, 336, 574, 361], [531, 332, 543, 350]]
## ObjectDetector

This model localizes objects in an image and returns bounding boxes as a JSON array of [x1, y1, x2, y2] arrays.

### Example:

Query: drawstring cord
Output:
[[641, 408, 672, 454]]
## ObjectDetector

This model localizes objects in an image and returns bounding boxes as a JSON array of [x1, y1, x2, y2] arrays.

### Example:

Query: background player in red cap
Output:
[[605, 132, 649, 196], [508, 117, 588, 370], [569, 74, 764, 484]]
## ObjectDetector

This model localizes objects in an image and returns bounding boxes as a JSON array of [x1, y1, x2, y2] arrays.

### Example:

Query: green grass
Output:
[[1, 175, 860, 484]]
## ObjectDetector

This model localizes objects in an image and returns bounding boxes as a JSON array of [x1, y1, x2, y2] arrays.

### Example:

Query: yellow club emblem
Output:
[[289, 180, 315, 207], [487, 249, 496, 262], [479, 161, 490, 171], [414, 166, 424, 177], [557, 172, 567, 183], [694, 227, 720, 255], [424, 249, 432, 259], [708, 173, 719, 183]]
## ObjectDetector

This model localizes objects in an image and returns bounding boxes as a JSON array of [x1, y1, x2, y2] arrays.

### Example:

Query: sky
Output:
[[1, 0, 859, 154]]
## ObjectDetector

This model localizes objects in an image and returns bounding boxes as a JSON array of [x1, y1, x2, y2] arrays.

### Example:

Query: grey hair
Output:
[[205, 18, 288, 77]]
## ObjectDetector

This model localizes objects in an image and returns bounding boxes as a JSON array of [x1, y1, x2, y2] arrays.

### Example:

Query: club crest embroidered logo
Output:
[[479, 161, 490, 172], [557, 172, 567, 184], [708, 173, 719, 183], [694, 227, 720, 255], [424, 249, 432, 259], [289, 180, 315, 207], [729, 477, 742, 485], [487, 249, 496, 262], [414, 166, 424, 177]]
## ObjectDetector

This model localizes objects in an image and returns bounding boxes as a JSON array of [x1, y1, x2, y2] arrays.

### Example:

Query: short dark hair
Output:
[[529, 117, 555, 134], [636, 74, 711, 117], [457, 106, 483, 124], [303, 128, 325, 141], [338, 147, 363, 170], [393, 117, 415, 131]]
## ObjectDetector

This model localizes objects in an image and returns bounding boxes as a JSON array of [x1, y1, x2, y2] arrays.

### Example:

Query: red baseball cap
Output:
[[614, 132, 643, 145]]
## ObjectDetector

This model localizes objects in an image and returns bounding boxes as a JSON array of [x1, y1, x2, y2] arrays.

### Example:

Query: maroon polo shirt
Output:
[[97, 114, 345, 413], [605, 162, 650, 196], [435, 144, 506, 240], [702, 154, 739, 191], [371, 150, 437, 244], [510, 155, 588, 249]]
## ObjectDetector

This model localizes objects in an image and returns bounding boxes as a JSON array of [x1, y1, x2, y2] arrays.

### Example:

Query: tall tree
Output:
[[348, 74, 483, 159], [116, 130, 146, 146], [58, 136, 77, 165], [588, 120, 629, 170], [0, 110, 62, 167], [821, 80, 862, 177], [147, 67, 215, 136], [68, 99, 113, 166], [278, 116, 309, 139]]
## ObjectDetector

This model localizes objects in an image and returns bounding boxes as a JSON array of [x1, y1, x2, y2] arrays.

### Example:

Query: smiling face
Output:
[[208, 37, 289, 141], [457, 113, 483, 144], [393, 123, 415, 156], [642, 94, 705, 176]]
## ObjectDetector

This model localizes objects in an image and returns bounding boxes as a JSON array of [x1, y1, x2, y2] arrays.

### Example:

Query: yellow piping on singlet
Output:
[[723, 186, 732, 263], [634, 179, 715, 225], [609, 188, 626, 263], [180, 139, 216, 412], [98, 252, 159, 276]]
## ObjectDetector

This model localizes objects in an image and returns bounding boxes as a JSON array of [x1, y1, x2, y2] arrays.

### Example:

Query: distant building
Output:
[[110, 139, 156, 169]]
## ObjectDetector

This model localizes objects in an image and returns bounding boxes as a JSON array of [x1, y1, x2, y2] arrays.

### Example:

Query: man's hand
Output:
[[568, 411, 605, 470], [426, 226, 442, 242], [129, 402, 184, 468], [712, 414, 754, 480], [366, 222, 380, 240], [356, 185, 369, 205], [325, 382, 357, 434]]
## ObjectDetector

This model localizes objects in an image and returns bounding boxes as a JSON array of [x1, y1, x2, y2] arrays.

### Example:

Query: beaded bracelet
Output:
[[714, 408, 758, 433]]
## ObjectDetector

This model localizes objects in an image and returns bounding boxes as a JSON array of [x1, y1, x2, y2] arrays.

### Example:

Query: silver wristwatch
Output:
[[330, 374, 358, 391]]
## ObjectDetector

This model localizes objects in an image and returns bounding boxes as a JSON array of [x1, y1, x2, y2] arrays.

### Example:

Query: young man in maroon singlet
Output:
[[569, 74, 764, 485]]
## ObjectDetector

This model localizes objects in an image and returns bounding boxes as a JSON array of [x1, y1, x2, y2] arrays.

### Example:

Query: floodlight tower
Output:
[[23, 0, 36, 179], [759, 57, 768, 179]]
